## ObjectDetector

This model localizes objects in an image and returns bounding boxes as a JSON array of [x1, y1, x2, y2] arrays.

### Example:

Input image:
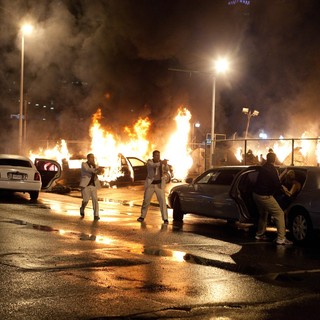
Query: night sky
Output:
[[1, 0, 320, 152]]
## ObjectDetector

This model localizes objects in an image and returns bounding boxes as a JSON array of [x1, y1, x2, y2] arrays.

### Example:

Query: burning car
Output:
[[57, 153, 173, 189]]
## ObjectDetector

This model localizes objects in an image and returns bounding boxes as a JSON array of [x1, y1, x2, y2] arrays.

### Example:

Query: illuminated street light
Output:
[[210, 58, 230, 166], [242, 107, 259, 139], [192, 121, 201, 144], [19, 23, 33, 154]]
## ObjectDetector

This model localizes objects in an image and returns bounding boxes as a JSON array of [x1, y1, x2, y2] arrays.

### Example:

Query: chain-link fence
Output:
[[189, 137, 320, 173]]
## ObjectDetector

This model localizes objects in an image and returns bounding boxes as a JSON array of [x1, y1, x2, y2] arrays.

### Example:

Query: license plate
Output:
[[11, 174, 24, 180]]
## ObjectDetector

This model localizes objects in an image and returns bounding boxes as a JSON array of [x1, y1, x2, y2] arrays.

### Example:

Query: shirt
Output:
[[253, 163, 282, 196]]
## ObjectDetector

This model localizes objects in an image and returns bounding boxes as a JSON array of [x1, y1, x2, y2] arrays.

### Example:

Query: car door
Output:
[[34, 158, 62, 190], [229, 166, 260, 223], [126, 157, 147, 182], [183, 169, 240, 219]]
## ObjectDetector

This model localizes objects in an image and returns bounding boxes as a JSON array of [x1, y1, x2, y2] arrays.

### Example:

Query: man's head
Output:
[[87, 153, 95, 164], [152, 150, 160, 162], [266, 152, 276, 164]]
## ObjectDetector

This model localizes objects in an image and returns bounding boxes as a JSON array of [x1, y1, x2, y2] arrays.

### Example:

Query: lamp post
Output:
[[192, 121, 200, 143], [210, 58, 230, 167], [242, 107, 259, 139], [19, 24, 33, 154]]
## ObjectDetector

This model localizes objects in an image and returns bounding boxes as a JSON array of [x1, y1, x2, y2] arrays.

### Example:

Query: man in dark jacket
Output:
[[253, 152, 292, 245]]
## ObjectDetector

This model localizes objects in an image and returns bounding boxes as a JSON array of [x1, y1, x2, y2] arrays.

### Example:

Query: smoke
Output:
[[0, 0, 319, 154]]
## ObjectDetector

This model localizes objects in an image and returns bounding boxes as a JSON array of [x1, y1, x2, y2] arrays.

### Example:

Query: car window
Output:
[[127, 158, 146, 167], [0, 159, 32, 167], [35, 160, 59, 172], [211, 172, 236, 185], [197, 171, 218, 184]]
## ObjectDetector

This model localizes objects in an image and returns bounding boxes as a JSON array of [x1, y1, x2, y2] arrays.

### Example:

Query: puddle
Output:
[[3, 219, 300, 281]]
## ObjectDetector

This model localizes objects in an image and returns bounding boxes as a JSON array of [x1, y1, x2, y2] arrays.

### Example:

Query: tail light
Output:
[[34, 172, 41, 181]]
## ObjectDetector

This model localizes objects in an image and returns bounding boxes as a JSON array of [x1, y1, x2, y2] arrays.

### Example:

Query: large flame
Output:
[[29, 139, 71, 164], [29, 106, 194, 184], [163, 107, 193, 179]]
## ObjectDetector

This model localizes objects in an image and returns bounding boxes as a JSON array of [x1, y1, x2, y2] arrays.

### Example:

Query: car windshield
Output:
[[197, 171, 218, 184], [0, 159, 32, 167], [196, 169, 241, 186]]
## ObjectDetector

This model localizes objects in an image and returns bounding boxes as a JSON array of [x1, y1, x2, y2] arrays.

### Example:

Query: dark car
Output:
[[168, 166, 246, 222], [230, 166, 318, 244], [169, 165, 320, 244]]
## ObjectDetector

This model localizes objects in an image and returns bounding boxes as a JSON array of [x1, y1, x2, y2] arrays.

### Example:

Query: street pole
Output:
[[210, 76, 216, 167], [245, 113, 250, 139], [19, 33, 25, 155], [23, 98, 28, 148]]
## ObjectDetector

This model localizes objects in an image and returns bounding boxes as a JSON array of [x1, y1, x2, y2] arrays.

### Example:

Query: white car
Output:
[[0, 154, 61, 200]]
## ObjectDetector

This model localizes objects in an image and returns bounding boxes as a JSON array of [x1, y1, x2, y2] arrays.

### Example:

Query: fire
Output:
[[29, 106, 194, 184], [29, 139, 71, 164], [233, 131, 320, 166], [163, 107, 193, 180]]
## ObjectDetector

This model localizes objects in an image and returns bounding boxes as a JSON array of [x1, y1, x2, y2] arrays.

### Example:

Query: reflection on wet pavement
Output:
[[3, 218, 309, 282]]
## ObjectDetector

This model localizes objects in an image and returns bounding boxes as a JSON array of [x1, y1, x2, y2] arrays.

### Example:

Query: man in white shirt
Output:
[[79, 153, 102, 220], [137, 150, 169, 224]]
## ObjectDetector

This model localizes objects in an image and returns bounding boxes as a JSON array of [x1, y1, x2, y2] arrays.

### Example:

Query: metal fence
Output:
[[190, 137, 320, 172]]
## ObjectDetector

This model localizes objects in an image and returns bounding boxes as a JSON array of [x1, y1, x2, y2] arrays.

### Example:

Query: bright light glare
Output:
[[214, 58, 230, 73], [242, 107, 249, 114], [259, 132, 268, 139], [21, 24, 33, 35]]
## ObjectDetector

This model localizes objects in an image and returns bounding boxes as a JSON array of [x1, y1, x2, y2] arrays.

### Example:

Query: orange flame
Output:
[[163, 107, 193, 180], [29, 107, 195, 183]]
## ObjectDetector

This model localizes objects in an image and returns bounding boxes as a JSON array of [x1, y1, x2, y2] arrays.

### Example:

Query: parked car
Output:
[[0, 154, 61, 200], [169, 165, 320, 244], [168, 166, 246, 222]]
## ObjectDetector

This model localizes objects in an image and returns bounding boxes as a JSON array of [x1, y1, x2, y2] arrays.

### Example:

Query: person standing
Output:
[[253, 152, 293, 245], [137, 150, 169, 224], [79, 153, 102, 220]]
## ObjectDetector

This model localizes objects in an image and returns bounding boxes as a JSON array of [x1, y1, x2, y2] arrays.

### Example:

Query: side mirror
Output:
[[185, 177, 193, 184]]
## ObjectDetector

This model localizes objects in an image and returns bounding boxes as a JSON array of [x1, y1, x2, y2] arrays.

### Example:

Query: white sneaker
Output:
[[275, 238, 293, 245]]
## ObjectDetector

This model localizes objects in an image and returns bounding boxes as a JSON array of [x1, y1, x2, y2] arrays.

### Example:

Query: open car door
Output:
[[126, 156, 147, 182], [34, 158, 62, 190], [229, 166, 260, 224]]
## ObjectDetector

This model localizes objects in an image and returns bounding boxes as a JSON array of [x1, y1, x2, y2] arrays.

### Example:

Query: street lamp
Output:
[[192, 121, 200, 144], [242, 107, 259, 139], [210, 58, 230, 166], [19, 23, 33, 154]]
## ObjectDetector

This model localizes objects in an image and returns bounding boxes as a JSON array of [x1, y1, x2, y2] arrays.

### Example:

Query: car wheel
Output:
[[30, 191, 39, 200], [289, 210, 312, 243], [172, 196, 184, 221]]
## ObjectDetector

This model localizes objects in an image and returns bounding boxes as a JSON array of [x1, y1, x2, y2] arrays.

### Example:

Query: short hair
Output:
[[87, 153, 94, 159], [152, 150, 160, 156], [266, 152, 276, 164], [287, 170, 295, 179]]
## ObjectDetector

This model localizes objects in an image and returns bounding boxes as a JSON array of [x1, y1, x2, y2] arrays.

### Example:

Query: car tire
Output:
[[30, 191, 39, 201], [172, 196, 184, 221], [289, 209, 312, 243]]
